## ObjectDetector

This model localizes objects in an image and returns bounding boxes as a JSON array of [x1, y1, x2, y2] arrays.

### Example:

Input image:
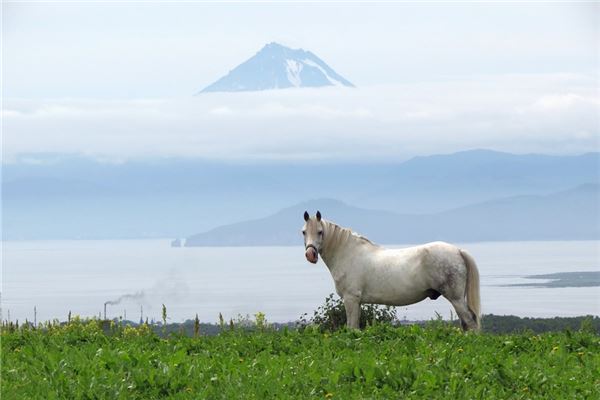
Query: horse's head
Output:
[[302, 210, 323, 264]]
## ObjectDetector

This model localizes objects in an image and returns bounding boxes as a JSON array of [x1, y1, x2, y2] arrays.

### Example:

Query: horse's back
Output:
[[376, 241, 465, 286], [420, 241, 463, 263], [380, 241, 461, 266]]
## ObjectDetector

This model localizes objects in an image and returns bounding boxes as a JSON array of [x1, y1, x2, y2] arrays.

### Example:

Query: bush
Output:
[[299, 293, 397, 331]]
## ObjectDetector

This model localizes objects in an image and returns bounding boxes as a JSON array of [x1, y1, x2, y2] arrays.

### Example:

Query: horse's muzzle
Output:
[[305, 246, 318, 264]]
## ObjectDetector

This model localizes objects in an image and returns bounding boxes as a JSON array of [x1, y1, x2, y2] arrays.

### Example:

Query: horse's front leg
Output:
[[343, 296, 361, 329]]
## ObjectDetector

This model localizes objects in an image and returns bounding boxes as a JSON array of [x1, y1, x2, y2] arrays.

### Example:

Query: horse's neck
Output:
[[321, 221, 370, 267]]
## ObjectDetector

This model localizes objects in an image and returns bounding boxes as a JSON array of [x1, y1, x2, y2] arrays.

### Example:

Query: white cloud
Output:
[[209, 106, 234, 116], [3, 74, 598, 162], [530, 93, 597, 111]]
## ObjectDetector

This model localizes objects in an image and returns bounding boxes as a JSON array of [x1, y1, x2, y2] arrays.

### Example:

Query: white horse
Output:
[[302, 211, 481, 331]]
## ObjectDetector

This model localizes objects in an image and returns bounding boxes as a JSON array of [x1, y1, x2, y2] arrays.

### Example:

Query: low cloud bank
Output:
[[4, 74, 598, 162]]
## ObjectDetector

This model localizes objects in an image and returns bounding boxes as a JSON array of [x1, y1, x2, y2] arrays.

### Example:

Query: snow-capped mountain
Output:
[[198, 42, 354, 93]]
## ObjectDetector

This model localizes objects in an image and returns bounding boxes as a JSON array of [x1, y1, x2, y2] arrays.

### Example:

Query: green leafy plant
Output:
[[161, 304, 167, 336], [194, 314, 200, 338], [254, 312, 267, 331], [2, 317, 598, 399]]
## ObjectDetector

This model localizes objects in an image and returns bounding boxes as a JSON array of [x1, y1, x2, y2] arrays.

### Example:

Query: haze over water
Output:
[[3, 240, 599, 324]]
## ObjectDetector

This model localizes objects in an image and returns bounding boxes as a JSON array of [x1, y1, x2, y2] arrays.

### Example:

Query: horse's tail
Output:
[[459, 249, 481, 330]]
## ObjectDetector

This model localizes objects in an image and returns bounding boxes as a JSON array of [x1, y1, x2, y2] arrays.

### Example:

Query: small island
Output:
[[508, 271, 600, 288]]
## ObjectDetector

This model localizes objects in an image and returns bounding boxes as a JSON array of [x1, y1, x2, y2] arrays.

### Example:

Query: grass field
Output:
[[2, 318, 599, 399]]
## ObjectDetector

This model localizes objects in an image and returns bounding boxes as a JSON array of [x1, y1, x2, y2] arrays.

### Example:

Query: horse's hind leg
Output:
[[447, 297, 478, 331]]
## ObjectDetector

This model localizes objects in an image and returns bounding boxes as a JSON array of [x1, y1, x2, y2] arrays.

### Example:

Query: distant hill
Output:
[[185, 184, 600, 246], [3, 150, 598, 240], [198, 42, 353, 93]]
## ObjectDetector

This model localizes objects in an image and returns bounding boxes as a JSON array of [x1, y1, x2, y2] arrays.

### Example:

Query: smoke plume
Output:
[[104, 290, 145, 306]]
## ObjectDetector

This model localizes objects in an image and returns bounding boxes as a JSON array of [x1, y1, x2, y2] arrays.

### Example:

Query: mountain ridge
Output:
[[184, 183, 600, 246], [3, 150, 598, 240], [198, 42, 354, 93]]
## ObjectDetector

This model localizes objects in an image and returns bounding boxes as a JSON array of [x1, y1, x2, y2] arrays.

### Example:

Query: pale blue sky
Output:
[[2, 2, 599, 160], [4, 2, 598, 98]]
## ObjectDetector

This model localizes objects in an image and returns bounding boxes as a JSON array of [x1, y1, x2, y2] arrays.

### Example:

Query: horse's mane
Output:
[[323, 220, 379, 249]]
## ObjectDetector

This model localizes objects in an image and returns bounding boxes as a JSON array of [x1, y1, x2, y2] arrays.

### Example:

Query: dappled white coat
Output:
[[311, 220, 480, 330]]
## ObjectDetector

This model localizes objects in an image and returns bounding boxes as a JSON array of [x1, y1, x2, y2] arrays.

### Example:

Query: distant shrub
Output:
[[482, 314, 600, 334], [299, 293, 397, 331]]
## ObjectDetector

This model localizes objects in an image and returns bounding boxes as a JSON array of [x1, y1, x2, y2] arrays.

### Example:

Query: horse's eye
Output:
[[318, 231, 323, 236], [302, 231, 306, 236]]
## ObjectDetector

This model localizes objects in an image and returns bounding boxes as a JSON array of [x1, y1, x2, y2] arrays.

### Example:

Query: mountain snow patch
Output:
[[303, 59, 344, 87], [286, 59, 303, 87]]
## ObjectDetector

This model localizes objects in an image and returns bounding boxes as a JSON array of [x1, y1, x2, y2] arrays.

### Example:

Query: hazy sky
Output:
[[3, 2, 599, 161]]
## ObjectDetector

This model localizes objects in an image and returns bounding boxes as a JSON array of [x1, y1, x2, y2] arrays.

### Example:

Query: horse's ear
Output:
[[316, 211, 322, 221], [304, 211, 309, 221]]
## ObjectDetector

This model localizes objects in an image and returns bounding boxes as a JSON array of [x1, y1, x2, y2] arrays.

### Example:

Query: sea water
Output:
[[2, 240, 599, 323]]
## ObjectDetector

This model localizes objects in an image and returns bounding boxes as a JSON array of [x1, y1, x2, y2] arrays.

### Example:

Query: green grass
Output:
[[2, 319, 599, 399]]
